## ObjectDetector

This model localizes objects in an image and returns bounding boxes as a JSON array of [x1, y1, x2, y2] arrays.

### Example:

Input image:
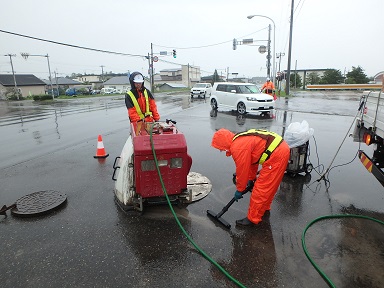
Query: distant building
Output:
[[158, 83, 187, 92], [42, 77, 81, 92], [154, 65, 201, 88], [73, 74, 102, 88], [373, 71, 383, 84], [103, 75, 150, 93], [0, 74, 46, 98]]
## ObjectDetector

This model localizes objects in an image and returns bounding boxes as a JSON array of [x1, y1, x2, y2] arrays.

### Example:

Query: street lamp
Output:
[[21, 53, 54, 99], [247, 14, 276, 85]]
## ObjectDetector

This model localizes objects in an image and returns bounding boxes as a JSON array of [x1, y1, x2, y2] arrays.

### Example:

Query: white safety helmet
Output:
[[133, 74, 144, 83], [266, 77, 270, 81]]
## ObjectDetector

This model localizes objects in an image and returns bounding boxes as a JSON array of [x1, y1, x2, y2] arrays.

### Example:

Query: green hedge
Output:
[[33, 95, 54, 101]]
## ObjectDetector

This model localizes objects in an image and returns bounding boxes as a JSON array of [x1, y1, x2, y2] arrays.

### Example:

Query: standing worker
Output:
[[211, 128, 290, 226], [125, 71, 160, 122], [261, 77, 276, 97]]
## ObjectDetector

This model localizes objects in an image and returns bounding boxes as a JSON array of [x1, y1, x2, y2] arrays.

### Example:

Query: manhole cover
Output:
[[187, 172, 212, 202], [11, 190, 67, 217]]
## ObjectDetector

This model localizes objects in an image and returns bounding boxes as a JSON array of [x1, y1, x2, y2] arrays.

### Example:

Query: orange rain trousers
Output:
[[247, 141, 290, 224]]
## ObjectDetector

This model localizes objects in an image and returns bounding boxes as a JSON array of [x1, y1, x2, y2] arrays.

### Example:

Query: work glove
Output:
[[246, 180, 255, 191], [234, 190, 243, 201]]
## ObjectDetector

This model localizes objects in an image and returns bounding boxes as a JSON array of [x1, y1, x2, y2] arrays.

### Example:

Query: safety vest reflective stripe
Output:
[[127, 90, 153, 120], [233, 129, 283, 164]]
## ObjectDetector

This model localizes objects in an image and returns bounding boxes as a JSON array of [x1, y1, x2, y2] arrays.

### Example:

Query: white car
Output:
[[190, 83, 212, 99], [100, 87, 116, 94], [210, 82, 275, 115]]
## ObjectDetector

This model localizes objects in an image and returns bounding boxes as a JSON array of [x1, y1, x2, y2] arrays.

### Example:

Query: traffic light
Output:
[[233, 38, 237, 50], [172, 49, 176, 58]]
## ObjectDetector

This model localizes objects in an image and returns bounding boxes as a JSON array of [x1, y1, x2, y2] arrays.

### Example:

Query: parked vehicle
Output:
[[352, 89, 384, 185], [190, 83, 212, 99], [210, 82, 275, 115], [65, 87, 91, 96], [101, 87, 116, 94], [46, 88, 60, 97]]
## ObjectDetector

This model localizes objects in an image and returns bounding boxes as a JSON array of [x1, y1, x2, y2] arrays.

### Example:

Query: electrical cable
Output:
[[0, 29, 146, 58], [149, 123, 246, 288], [316, 94, 367, 183], [154, 27, 268, 50], [302, 214, 384, 288]]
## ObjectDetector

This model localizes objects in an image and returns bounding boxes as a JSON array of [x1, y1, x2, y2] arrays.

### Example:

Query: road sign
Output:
[[160, 51, 167, 55], [153, 56, 158, 62], [242, 39, 253, 44]]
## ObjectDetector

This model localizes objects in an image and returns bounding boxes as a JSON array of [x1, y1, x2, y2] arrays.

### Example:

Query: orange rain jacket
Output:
[[211, 128, 290, 224], [125, 88, 160, 122], [261, 81, 276, 95]]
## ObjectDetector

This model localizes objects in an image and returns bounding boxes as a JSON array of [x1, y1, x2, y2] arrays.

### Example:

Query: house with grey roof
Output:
[[0, 74, 46, 98]]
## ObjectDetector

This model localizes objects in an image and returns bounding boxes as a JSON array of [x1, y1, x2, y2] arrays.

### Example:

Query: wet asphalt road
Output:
[[0, 91, 383, 288]]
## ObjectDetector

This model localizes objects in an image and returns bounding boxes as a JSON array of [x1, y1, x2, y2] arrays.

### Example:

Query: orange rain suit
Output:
[[211, 128, 290, 224], [261, 81, 276, 96], [125, 89, 160, 122]]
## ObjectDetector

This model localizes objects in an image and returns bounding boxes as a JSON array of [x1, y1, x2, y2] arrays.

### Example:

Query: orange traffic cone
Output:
[[94, 134, 109, 159]]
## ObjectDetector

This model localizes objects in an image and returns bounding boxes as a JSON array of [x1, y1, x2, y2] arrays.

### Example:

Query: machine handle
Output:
[[112, 157, 121, 181], [113, 156, 121, 169], [112, 166, 120, 181]]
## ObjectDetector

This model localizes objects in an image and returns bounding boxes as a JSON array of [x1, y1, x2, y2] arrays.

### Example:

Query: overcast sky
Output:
[[1, 0, 383, 80]]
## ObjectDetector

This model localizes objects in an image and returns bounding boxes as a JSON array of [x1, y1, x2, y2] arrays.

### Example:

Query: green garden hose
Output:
[[149, 123, 246, 288], [302, 214, 384, 288]]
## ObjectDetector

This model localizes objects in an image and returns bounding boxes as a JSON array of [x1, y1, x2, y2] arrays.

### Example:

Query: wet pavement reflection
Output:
[[0, 91, 383, 287]]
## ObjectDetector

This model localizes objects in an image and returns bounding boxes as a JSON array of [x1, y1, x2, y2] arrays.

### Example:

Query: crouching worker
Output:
[[125, 71, 160, 122], [211, 128, 290, 226]]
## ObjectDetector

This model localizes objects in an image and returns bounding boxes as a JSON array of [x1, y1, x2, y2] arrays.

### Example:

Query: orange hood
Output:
[[211, 129, 235, 156]]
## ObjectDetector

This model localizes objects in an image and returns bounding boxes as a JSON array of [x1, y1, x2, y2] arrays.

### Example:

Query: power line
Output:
[[154, 27, 268, 50], [0, 29, 146, 59]]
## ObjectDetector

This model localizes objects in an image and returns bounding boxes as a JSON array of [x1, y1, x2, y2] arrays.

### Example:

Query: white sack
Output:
[[284, 120, 314, 148]]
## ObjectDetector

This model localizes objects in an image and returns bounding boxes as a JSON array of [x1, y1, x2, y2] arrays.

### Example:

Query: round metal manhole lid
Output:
[[11, 190, 67, 217], [187, 172, 212, 202]]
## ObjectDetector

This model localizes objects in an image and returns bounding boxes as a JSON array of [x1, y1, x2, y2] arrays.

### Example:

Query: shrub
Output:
[[33, 94, 54, 101]]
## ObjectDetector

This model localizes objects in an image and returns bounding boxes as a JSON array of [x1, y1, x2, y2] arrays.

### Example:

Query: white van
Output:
[[100, 87, 116, 94]]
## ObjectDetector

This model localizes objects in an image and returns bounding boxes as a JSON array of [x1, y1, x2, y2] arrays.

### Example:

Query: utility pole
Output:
[[267, 24, 271, 78], [150, 43, 154, 93], [54, 71, 59, 96], [147, 53, 151, 87], [276, 52, 285, 72], [226, 67, 229, 82], [285, 0, 294, 96], [46, 54, 54, 99], [100, 65, 105, 83], [20, 53, 54, 99], [294, 60, 297, 89], [5, 54, 19, 100]]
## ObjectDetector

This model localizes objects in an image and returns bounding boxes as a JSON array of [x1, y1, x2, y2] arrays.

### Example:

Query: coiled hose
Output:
[[149, 123, 246, 288], [302, 214, 384, 288]]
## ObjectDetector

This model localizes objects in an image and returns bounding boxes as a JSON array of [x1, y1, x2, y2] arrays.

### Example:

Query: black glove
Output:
[[246, 180, 255, 191]]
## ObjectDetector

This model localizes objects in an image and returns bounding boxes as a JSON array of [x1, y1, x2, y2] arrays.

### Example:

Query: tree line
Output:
[[289, 66, 371, 88]]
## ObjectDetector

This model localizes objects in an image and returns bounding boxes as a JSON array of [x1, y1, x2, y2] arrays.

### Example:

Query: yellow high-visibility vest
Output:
[[127, 90, 152, 120], [233, 129, 283, 164]]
